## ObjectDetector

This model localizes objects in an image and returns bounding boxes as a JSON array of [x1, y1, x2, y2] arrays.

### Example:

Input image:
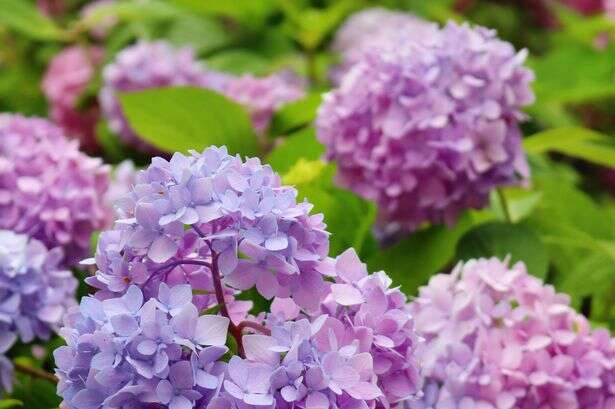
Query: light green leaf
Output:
[[270, 92, 323, 136], [0, 0, 66, 40], [455, 222, 549, 279], [0, 400, 23, 409], [524, 127, 615, 167], [166, 15, 232, 54], [118, 87, 259, 156], [78, 0, 182, 28], [266, 127, 325, 174], [205, 50, 270, 75]]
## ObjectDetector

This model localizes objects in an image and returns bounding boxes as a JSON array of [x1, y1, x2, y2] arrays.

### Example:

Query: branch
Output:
[[237, 321, 271, 336], [14, 362, 58, 384]]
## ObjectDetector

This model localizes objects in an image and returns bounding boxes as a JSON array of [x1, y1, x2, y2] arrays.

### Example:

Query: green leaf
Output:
[[0, 0, 66, 40], [166, 15, 232, 55], [270, 92, 322, 136], [0, 400, 23, 409], [11, 377, 60, 409], [205, 50, 270, 75], [524, 127, 615, 167], [266, 127, 325, 174], [118, 87, 259, 156], [168, 0, 276, 27], [455, 222, 549, 279], [368, 211, 492, 295], [77, 0, 182, 28]]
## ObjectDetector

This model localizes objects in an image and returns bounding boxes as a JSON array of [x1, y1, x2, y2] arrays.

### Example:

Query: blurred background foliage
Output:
[[1, 1, 615, 405]]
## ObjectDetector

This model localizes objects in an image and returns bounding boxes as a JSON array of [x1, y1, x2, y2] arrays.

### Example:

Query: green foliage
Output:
[[283, 160, 376, 256], [119, 86, 259, 156], [455, 221, 549, 279], [0, 400, 23, 409], [0, 0, 66, 41], [524, 127, 615, 167], [270, 92, 322, 136], [266, 127, 325, 174]]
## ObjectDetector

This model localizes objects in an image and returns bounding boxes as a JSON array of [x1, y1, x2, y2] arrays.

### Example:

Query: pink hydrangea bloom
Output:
[[317, 22, 534, 236], [410, 257, 615, 409], [0, 114, 110, 266], [42, 45, 104, 153], [223, 72, 306, 135], [331, 8, 438, 84]]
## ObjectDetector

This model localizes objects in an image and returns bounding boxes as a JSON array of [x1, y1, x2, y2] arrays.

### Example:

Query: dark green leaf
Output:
[[266, 127, 325, 174], [270, 92, 322, 136], [118, 87, 259, 156], [368, 212, 491, 295], [0, 0, 65, 40], [455, 222, 549, 279]]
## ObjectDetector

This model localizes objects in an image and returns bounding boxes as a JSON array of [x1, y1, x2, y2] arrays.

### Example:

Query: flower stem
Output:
[[14, 362, 57, 384], [497, 188, 513, 223], [237, 320, 271, 336], [209, 250, 246, 357]]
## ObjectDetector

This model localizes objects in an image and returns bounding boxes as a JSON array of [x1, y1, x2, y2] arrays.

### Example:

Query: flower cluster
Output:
[[223, 73, 306, 135], [99, 41, 221, 153], [0, 230, 77, 393], [331, 7, 437, 84], [410, 257, 615, 409], [213, 316, 383, 409], [317, 21, 534, 235], [42, 45, 104, 152], [54, 284, 230, 408], [88, 146, 330, 311], [0, 114, 110, 265], [320, 248, 422, 406]]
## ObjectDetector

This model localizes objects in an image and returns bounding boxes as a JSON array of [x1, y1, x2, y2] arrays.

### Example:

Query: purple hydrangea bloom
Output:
[[0, 114, 110, 265], [213, 316, 382, 409], [42, 45, 104, 153], [104, 160, 138, 221], [410, 257, 615, 409], [223, 73, 305, 135], [331, 8, 438, 84], [0, 230, 77, 393], [317, 22, 535, 235], [54, 284, 230, 409], [319, 248, 422, 407], [88, 146, 330, 312], [99, 41, 227, 153]]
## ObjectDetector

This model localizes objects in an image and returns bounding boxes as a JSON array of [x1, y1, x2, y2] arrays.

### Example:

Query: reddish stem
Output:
[[237, 321, 271, 336], [14, 362, 58, 384]]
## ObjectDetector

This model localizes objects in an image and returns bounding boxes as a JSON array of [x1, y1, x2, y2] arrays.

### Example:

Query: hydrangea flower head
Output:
[[54, 283, 229, 409], [42, 45, 104, 152], [331, 8, 438, 84], [99, 41, 225, 152], [89, 146, 330, 311], [223, 72, 305, 135], [0, 230, 77, 393], [0, 114, 110, 265], [320, 248, 422, 406], [212, 316, 382, 409], [317, 22, 534, 235], [410, 257, 615, 409]]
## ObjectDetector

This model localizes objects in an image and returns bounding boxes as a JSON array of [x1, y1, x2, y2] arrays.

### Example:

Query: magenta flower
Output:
[[410, 257, 615, 409], [42, 45, 104, 153], [317, 22, 534, 236], [0, 114, 110, 265]]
